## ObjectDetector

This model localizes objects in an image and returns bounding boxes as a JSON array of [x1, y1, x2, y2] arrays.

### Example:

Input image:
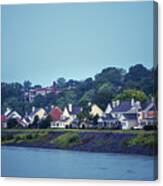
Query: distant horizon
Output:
[[2, 2, 154, 86]]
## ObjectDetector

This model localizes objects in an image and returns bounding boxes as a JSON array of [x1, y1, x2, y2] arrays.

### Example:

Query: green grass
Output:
[[123, 133, 157, 149], [1, 128, 156, 134], [50, 132, 80, 148], [1, 131, 49, 144]]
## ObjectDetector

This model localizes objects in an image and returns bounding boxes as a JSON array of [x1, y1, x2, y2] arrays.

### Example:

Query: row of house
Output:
[[1, 98, 157, 130], [97, 98, 157, 130]]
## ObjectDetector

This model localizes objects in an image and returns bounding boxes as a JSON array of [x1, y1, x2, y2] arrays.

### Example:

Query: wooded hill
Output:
[[1, 64, 158, 115]]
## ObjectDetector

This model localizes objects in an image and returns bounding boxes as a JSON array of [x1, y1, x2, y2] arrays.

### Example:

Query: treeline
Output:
[[1, 64, 157, 115]]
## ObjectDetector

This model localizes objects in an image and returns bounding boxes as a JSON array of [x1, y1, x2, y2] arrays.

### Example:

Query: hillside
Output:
[[1, 129, 157, 156]]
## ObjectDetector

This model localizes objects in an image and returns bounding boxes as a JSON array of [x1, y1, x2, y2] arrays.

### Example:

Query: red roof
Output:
[[50, 107, 62, 121], [1, 115, 7, 122]]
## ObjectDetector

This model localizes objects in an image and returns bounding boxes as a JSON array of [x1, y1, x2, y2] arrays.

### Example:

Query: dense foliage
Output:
[[1, 64, 157, 114]]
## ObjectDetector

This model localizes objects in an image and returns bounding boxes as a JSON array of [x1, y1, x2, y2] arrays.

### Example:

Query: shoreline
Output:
[[2, 143, 156, 157], [1, 129, 157, 156]]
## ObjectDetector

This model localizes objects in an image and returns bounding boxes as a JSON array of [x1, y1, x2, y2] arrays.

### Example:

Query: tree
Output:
[[125, 64, 150, 82], [23, 80, 32, 91], [93, 83, 114, 110], [57, 77, 66, 88], [33, 95, 46, 107], [124, 64, 153, 95], [66, 79, 79, 88], [31, 115, 39, 128], [39, 115, 52, 128], [1, 82, 25, 115], [79, 89, 95, 106], [33, 85, 42, 89], [56, 90, 77, 108], [115, 89, 148, 102], [46, 93, 57, 106], [95, 67, 126, 87], [7, 118, 19, 128]]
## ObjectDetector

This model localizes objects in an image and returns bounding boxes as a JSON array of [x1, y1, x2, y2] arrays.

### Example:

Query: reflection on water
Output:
[[1, 146, 156, 180]]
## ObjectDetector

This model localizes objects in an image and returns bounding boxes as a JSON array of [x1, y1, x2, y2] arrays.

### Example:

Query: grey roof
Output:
[[141, 101, 157, 111], [123, 113, 137, 120], [112, 101, 132, 112], [68, 107, 81, 115], [141, 101, 151, 110], [105, 113, 116, 120], [148, 105, 156, 111]]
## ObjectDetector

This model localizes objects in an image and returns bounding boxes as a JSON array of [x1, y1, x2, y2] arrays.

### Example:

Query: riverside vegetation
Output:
[[1, 129, 157, 156]]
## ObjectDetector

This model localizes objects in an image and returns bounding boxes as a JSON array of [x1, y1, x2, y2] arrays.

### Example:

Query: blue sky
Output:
[[2, 2, 154, 86]]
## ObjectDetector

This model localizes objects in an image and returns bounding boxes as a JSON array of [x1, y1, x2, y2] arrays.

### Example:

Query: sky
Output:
[[1, 1, 154, 86]]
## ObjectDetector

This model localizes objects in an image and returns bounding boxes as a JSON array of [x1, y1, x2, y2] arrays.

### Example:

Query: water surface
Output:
[[1, 146, 156, 180]]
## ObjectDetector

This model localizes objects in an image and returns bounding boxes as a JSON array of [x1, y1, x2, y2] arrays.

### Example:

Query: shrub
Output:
[[125, 133, 157, 149], [50, 132, 80, 148]]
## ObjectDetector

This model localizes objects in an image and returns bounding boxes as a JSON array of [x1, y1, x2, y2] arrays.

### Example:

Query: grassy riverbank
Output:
[[1, 129, 157, 156]]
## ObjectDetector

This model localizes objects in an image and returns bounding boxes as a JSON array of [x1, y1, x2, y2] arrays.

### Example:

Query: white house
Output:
[[119, 113, 138, 130]]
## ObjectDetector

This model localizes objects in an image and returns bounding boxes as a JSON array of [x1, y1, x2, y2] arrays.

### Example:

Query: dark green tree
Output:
[[57, 77, 66, 88], [23, 80, 32, 91]]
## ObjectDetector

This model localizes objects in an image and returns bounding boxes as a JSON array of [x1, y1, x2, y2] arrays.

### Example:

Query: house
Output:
[[138, 99, 157, 126], [28, 107, 47, 124], [51, 106, 74, 128], [16, 117, 29, 128], [49, 106, 63, 128], [97, 113, 120, 129], [119, 113, 138, 130], [4, 108, 22, 120], [111, 99, 141, 118], [70, 118, 80, 128], [1, 115, 7, 128], [49, 106, 62, 121], [2, 108, 29, 128], [109, 99, 142, 130], [51, 117, 74, 128], [89, 104, 103, 117], [25, 82, 57, 102], [67, 104, 82, 119], [62, 106, 71, 118], [50, 104, 81, 128], [79, 119, 90, 129], [105, 103, 112, 114]]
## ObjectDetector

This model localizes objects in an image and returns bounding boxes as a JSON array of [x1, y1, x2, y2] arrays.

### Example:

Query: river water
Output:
[[1, 146, 156, 180]]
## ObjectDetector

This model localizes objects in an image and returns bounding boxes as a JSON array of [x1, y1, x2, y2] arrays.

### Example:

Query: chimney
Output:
[[116, 100, 120, 106], [151, 97, 154, 102], [51, 105, 54, 109], [131, 98, 135, 106], [68, 104, 72, 112], [88, 102, 92, 106], [112, 101, 116, 108], [32, 106, 35, 112], [136, 101, 141, 107]]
